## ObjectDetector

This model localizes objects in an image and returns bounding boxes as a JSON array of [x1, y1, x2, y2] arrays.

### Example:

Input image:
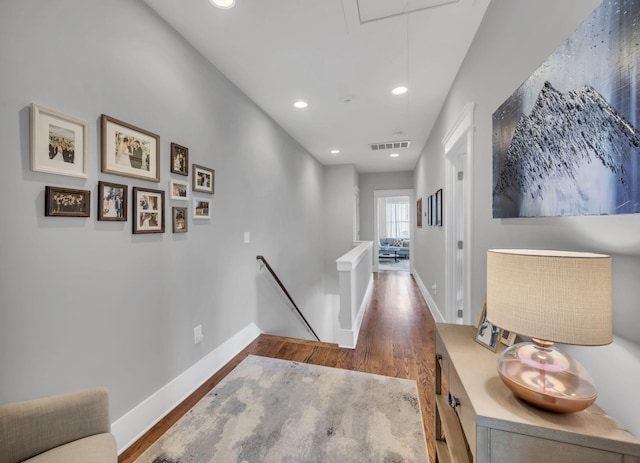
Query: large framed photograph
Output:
[[170, 143, 189, 176], [192, 197, 211, 219], [101, 114, 160, 182], [132, 187, 165, 234], [98, 181, 127, 221], [31, 104, 88, 178], [172, 207, 188, 233], [192, 164, 215, 194], [427, 195, 433, 226], [45, 186, 90, 217], [475, 300, 502, 352], [416, 197, 422, 228], [169, 179, 189, 201]]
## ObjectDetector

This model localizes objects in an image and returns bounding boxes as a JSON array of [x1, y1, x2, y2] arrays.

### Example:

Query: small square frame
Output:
[[132, 187, 165, 234], [31, 104, 88, 178], [101, 114, 160, 182], [192, 197, 211, 219], [172, 207, 188, 233], [169, 178, 189, 201], [45, 186, 90, 217], [192, 164, 215, 194], [475, 299, 502, 352], [170, 143, 189, 176]]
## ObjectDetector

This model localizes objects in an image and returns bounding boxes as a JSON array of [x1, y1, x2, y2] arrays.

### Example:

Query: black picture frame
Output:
[[436, 188, 443, 227]]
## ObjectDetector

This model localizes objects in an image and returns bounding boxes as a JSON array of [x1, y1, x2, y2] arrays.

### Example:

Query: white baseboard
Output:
[[412, 270, 445, 323], [338, 274, 373, 348], [112, 323, 262, 453]]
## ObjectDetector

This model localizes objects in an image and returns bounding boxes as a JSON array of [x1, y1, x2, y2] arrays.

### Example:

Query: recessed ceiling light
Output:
[[209, 0, 235, 9], [392, 86, 408, 95], [390, 153, 400, 158], [330, 149, 340, 155], [293, 100, 308, 109]]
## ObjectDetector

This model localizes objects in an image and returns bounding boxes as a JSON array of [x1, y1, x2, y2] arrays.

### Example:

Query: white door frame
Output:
[[373, 189, 414, 273], [442, 102, 475, 325]]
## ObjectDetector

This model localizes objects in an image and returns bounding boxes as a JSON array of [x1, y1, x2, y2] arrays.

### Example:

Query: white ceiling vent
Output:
[[369, 140, 412, 151]]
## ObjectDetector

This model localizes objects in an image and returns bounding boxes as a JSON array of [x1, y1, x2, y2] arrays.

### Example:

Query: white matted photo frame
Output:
[[98, 181, 127, 221], [169, 179, 189, 201], [31, 104, 88, 178], [132, 187, 165, 234], [475, 299, 502, 352], [172, 207, 188, 233], [170, 143, 189, 176], [192, 197, 211, 219], [192, 164, 214, 194], [101, 114, 160, 182]]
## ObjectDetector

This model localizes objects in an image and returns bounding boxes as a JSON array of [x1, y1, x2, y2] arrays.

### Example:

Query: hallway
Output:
[[120, 270, 437, 462]]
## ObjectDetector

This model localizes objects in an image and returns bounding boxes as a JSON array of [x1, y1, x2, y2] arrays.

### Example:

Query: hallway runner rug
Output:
[[134, 354, 428, 462]]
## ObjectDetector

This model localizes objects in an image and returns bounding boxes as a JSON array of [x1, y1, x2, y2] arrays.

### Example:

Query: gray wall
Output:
[[0, 0, 326, 423], [413, 0, 640, 435], [323, 165, 358, 294], [358, 171, 414, 242]]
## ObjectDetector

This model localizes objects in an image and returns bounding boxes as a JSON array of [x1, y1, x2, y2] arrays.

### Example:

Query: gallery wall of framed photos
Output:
[[33, 104, 216, 234]]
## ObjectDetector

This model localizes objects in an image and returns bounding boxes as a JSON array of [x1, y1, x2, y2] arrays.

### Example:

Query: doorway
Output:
[[373, 189, 414, 273], [443, 103, 474, 324]]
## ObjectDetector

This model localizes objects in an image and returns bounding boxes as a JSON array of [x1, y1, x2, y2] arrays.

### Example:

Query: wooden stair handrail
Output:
[[256, 255, 320, 342]]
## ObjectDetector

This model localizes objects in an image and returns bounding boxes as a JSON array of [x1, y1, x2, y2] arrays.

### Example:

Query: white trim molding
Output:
[[442, 102, 475, 325], [112, 323, 262, 453]]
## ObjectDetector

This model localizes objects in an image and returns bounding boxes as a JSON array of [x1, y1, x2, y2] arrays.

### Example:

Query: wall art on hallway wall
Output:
[[132, 187, 165, 234], [192, 164, 214, 194], [31, 104, 88, 178], [170, 142, 189, 176], [492, 0, 640, 219], [192, 197, 211, 219], [101, 115, 160, 183], [172, 207, 188, 233], [45, 186, 90, 217], [98, 181, 127, 221]]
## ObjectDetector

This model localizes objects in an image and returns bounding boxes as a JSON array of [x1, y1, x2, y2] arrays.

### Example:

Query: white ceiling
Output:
[[144, 0, 490, 173]]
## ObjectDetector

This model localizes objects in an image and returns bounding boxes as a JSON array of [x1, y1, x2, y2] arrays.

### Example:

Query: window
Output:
[[385, 197, 410, 239]]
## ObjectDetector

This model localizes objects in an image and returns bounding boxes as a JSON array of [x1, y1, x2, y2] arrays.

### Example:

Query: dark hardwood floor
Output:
[[119, 270, 437, 463]]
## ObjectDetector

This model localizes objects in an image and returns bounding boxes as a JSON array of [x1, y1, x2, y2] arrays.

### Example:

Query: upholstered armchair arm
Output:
[[0, 387, 111, 463]]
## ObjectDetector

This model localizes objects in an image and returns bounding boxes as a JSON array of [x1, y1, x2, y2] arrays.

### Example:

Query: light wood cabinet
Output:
[[435, 323, 640, 463]]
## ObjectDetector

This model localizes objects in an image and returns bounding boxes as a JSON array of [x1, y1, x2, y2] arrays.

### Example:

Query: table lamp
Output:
[[486, 249, 612, 413]]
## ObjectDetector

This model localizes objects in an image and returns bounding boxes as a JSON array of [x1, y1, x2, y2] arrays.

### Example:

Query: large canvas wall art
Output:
[[493, 0, 640, 218]]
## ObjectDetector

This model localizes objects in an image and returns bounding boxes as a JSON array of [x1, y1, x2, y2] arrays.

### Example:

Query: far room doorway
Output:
[[374, 189, 413, 273]]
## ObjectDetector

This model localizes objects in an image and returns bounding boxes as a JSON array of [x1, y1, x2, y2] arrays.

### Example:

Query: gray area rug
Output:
[[135, 355, 428, 462]]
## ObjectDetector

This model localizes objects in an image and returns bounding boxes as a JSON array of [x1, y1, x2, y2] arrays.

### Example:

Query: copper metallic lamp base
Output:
[[497, 340, 597, 413]]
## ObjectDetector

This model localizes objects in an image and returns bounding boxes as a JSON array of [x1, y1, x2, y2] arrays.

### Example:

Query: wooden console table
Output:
[[435, 323, 640, 463]]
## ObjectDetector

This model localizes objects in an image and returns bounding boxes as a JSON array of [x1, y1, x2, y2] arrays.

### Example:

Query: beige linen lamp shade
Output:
[[487, 249, 612, 345], [486, 249, 613, 413]]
